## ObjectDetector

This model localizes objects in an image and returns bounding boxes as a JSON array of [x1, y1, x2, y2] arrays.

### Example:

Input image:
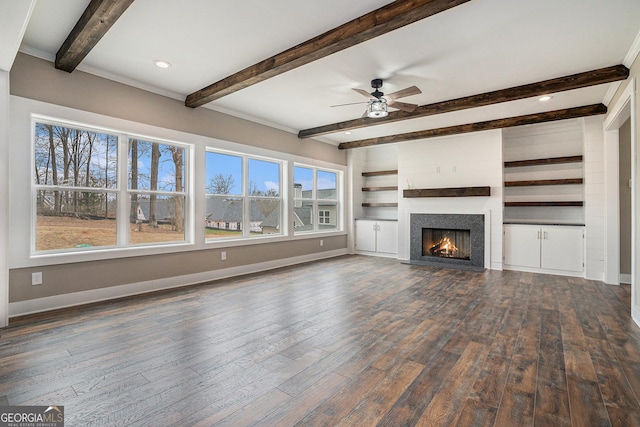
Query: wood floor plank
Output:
[[455, 397, 498, 427], [566, 377, 612, 427], [469, 352, 510, 408], [1, 256, 639, 426], [416, 341, 490, 426], [376, 350, 460, 426], [534, 381, 571, 426], [493, 387, 535, 427], [334, 360, 424, 426], [294, 366, 387, 426]]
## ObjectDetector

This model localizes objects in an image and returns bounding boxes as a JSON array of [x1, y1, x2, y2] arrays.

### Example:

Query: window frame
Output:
[[31, 116, 192, 255], [19, 106, 345, 269], [126, 137, 189, 247], [293, 164, 341, 235], [205, 148, 284, 241]]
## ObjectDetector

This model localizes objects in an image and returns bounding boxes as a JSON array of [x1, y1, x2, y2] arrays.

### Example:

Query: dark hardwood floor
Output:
[[1, 255, 640, 426]]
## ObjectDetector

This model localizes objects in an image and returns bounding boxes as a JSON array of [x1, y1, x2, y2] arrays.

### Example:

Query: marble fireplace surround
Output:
[[408, 213, 485, 271]]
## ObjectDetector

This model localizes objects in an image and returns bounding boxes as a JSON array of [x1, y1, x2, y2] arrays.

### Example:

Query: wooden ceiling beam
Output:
[[185, 0, 471, 108], [338, 103, 607, 149], [301, 65, 628, 139], [55, 0, 135, 72]]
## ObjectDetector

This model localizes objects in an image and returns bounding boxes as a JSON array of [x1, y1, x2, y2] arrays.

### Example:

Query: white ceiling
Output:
[[9, 0, 640, 145]]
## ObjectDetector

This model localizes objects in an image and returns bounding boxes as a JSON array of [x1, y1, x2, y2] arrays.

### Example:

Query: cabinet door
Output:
[[504, 225, 541, 268], [355, 220, 377, 252], [376, 221, 398, 254], [541, 226, 583, 272]]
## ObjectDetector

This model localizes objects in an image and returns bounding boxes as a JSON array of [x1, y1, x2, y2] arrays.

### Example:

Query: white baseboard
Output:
[[9, 249, 347, 318], [505, 265, 586, 279], [354, 250, 398, 259], [620, 273, 632, 284]]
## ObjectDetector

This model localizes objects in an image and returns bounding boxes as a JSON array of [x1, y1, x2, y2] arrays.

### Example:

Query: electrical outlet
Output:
[[221, 251, 227, 261], [32, 272, 43, 286], [320, 239, 324, 247]]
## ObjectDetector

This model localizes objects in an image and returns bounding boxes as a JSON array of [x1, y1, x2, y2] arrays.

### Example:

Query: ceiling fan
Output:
[[333, 79, 422, 118]]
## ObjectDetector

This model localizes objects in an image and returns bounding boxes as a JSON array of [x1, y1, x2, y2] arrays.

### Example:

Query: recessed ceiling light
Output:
[[344, 131, 352, 135], [153, 60, 171, 69], [539, 95, 553, 102]]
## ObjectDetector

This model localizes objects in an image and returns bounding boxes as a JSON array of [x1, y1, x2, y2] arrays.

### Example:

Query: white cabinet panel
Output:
[[504, 225, 540, 268], [355, 219, 397, 256], [377, 221, 398, 254], [504, 224, 584, 276], [355, 220, 377, 252], [541, 226, 584, 272]]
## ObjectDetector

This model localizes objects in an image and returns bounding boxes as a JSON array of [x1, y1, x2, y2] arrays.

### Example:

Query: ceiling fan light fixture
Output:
[[367, 99, 388, 118]]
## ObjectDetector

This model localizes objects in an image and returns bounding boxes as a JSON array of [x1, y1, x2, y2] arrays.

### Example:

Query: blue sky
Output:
[[206, 152, 280, 195]]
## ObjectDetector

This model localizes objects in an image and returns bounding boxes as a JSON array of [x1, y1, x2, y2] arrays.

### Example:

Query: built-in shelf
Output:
[[504, 155, 583, 211], [362, 186, 398, 192], [504, 178, 583, 187], [361, 170, 398, 209], [504, 155, 583, 168], [403, 186, 491, 198], [362, 170, 398, 177], [505, 201, 583, 207], [362, 202, 398, 207]]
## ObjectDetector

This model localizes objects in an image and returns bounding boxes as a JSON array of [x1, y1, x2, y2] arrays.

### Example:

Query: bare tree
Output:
[[46, 124, 60, 212], [129, 139, 139, 223], [149, 142, 160, 228], [171, 146, 184, 233], [207, 174, 235, 194]]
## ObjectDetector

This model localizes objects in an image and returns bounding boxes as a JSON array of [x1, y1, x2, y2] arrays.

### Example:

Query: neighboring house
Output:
[[205, 198, 265, 233], [293, 208, 311, 230], [260, 209, 281, 234], [136, 199, 176, 224], [294, 188, 338, 230]]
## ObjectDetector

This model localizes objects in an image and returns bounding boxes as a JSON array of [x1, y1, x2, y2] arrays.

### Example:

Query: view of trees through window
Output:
[[205, 151, 281, 238], [33, 118, 341, 254], [34, 123, 118, 251], [128, 138, 186, 245], [34, 121, 187, 252]]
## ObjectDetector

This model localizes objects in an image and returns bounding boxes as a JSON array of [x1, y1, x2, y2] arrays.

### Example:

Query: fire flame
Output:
[[429, 236, 458, 257]]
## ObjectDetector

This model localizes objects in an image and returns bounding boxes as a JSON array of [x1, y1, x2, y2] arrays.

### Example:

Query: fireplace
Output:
[[409, 214, 485, 271], [423, 228, 471, 260]]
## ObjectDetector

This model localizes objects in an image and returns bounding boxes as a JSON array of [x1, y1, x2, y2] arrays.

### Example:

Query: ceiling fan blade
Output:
[[330, 101, 368, 108], [387, 99, 418, 112], [352, 88, 373, 99], [385, 86, 422, 101]]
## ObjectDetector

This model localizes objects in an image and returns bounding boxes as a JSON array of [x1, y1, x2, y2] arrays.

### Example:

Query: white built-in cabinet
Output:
[[503, 224, 584, 276], [355, 219, 398, 256]]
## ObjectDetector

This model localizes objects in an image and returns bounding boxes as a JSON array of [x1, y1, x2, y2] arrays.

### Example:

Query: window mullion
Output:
[[314, 170, 318, 231], [243, 156, 249, 238], [117, 134, 129, 246]]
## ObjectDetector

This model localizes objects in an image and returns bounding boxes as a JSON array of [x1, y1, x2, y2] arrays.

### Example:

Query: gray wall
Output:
[[8, 53, 347, 306]]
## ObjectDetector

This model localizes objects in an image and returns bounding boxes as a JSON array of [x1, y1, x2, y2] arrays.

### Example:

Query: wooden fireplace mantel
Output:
[[403, 186, 491, 198]]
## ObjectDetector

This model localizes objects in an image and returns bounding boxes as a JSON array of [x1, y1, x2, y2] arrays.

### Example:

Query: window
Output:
[[128, 138, 186, 245], [33, 119, 190, 253], [205, 150, 282, 239], [34, 122, 118, 251], [319, 210, 330, 224], [293, 165, 339, 233]]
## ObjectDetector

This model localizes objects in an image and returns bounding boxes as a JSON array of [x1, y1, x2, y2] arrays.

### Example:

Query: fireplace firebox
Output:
[[408, 213, 485, 271], [422, 228, 471, 260]]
